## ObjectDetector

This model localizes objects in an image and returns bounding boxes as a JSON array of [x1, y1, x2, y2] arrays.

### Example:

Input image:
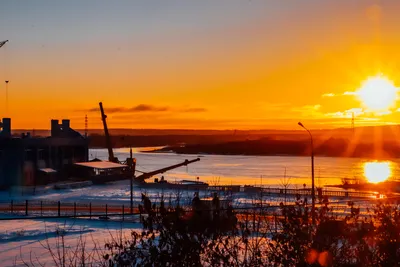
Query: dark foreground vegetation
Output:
[[102, 196, 400, 266], [30, 194, 400, 267]]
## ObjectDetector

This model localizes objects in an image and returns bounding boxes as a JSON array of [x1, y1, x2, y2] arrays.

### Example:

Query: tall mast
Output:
[[99, 102, 117, 162]]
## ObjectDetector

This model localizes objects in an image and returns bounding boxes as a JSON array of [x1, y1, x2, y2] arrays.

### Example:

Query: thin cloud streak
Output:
[[322, 93, 335, 97], [80, 104, 207, 114], [343, 91, 357, 96], [321, 91, 358, 98], [181, 107, 208, 112]]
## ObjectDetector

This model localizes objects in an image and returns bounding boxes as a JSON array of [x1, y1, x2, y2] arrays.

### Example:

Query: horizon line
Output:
[[10, 124, 395, 132]]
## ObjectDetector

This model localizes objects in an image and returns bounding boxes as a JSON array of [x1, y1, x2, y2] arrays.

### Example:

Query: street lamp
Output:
[[298, 122, 315, 224]]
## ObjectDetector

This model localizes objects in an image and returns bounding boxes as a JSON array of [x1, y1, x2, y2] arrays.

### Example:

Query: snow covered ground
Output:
[[0, 216, 140, 267]]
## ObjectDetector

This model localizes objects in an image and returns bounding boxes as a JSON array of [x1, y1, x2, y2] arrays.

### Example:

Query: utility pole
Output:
[[130, 147, 135, 214], [85, 114, 88, 138], [298, 122, 315, 225]]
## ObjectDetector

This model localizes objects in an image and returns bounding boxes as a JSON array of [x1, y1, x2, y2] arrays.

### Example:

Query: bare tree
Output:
[[279, 167, 292, 206]]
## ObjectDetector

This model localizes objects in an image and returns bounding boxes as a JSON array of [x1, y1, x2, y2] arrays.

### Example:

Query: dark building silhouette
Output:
[[0, 118, 88, 188]]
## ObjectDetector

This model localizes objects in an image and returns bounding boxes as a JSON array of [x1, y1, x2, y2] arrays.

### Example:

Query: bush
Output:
[[104, 195, 400, 267]]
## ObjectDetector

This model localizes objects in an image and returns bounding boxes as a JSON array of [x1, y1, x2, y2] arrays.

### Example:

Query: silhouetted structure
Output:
[[0, 118, 88, 188]]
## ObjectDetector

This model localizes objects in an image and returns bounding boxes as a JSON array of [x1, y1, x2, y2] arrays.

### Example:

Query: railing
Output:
[[0, 200, 139, 220], [244, 187, 386, 199]]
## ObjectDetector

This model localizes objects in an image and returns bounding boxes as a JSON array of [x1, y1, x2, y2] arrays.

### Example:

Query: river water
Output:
[[89, 148, 400, 188]]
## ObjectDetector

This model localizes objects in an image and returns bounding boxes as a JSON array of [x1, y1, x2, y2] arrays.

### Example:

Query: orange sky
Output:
[[2, 1, 400, 130]]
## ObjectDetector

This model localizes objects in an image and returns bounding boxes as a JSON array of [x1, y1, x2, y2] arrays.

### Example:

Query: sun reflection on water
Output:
[[363, 161, 392, 183]]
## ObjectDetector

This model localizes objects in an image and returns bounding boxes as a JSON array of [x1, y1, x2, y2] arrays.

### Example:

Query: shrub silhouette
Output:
[[104, 194, 400, 267]]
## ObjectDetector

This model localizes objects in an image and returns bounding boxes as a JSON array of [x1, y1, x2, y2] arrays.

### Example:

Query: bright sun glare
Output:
[[357, 75, 398, 111], [364, 162, 391, 183]]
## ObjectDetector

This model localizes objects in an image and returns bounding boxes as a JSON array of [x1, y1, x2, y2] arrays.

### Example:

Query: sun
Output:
[[364, 161, 391, 183], [356, 75, 398, 111]]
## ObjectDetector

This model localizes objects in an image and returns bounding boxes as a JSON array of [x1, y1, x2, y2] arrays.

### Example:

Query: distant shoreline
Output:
[[139, 148, 396, 160], [89, 146, 400, 160], [141, 141, 400, 160]]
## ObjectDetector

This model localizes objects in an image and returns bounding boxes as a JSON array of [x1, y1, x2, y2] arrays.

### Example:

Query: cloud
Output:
[[347, 108, 364, 116], [87, 107, 129, 113], [81, 104, 206, 114], [322, 91, 358, 97], [322, 93, 335, 97], [375, 110, 392, 116], [129, 104, 169, 112], [322, 91, 357, 97], [181, 107, 207, 112], [299, 104, 320, 111], [292, 104, 321, 113], [343, 91, 357, 96], [325, 108, 364, 118], [325, 111, 345, 118]]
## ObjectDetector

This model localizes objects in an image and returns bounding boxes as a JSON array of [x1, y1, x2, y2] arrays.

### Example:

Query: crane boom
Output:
[[0, 40, 8, 48], [99, 102, 118, 163], [135, 158, 200, 181]]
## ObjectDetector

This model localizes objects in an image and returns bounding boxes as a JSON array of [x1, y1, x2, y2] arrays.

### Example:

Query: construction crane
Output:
[[0, 40, 8, 48], [99, 102, 119, 163], [135, 158, 201, 181], [99, 102, 201, 213]]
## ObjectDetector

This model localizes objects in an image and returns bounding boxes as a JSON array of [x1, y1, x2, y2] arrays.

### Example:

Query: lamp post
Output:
[[298, 122, 315, 224]]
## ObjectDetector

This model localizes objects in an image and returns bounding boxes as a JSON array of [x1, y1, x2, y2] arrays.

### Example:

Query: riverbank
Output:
[[145, 139, 400, 159]]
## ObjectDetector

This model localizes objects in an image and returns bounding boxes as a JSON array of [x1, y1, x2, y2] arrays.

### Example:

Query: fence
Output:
[[251, 187, 386, 199], [0, 189, 392, 222], [0, 200, 140, 220]]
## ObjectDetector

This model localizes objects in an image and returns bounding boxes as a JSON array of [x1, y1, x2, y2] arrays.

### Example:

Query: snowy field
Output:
[[0, 216, 140, 267]]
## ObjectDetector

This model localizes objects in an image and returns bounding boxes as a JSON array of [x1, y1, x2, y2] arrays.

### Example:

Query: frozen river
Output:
[[91, 148, 400, 188]]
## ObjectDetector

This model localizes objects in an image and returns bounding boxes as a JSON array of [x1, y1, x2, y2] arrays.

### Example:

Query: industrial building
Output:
[[0, 118, 89, 189]]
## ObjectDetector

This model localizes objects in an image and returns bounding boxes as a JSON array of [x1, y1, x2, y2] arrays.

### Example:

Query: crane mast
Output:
[[99, 102, 118, 163]]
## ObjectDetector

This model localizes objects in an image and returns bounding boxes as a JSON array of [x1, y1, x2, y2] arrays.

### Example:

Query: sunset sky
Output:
[[2, 0, 400, 129]]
